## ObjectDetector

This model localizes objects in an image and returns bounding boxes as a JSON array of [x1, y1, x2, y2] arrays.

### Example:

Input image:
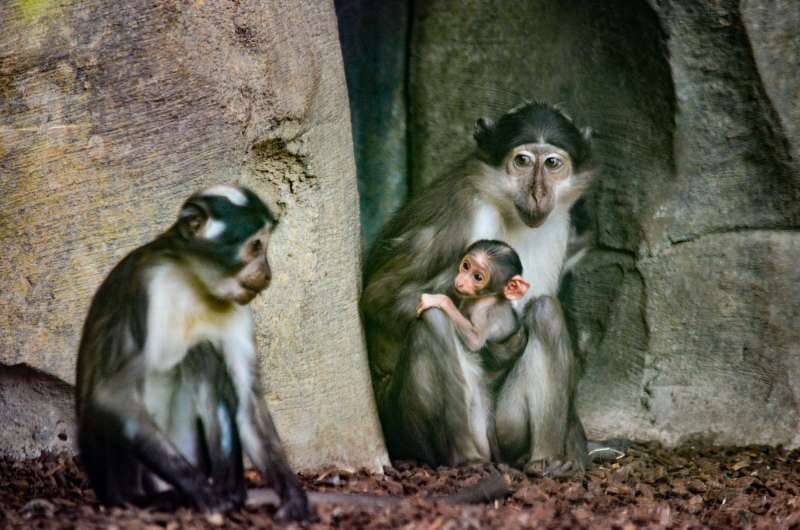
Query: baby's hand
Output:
[[416, 293, 447, 318]]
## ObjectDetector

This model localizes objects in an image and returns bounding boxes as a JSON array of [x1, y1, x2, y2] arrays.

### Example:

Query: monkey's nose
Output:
[[241, 273, 270, 294]]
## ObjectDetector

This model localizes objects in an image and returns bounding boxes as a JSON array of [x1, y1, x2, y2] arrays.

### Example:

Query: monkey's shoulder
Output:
[[79, 245, 160, 357], [365, 179, 481, 279], [89, 245, 153, 306]]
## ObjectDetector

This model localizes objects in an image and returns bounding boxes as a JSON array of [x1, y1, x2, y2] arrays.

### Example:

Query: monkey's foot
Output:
[[275, 488, 315, 523], [523, 458, 580, 478]]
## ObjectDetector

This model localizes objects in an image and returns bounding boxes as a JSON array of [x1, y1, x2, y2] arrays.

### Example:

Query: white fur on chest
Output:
[[142, 264, 256, 374], [470, 203, 569, 303]]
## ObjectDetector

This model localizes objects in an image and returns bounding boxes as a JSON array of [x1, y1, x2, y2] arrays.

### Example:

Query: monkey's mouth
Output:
[[454, 285, 478, 299], [235, 285, 263, 304], [515, 204, 550, 228]]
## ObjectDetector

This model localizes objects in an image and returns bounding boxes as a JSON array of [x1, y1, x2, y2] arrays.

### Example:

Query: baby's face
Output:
[[454, 251, 491, 298]]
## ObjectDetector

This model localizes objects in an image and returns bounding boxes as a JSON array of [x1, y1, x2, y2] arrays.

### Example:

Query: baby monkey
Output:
[[416, 240, 530, 360]]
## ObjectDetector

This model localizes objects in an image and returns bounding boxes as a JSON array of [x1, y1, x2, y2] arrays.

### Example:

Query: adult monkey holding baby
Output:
[[361, 102, 593, 474]]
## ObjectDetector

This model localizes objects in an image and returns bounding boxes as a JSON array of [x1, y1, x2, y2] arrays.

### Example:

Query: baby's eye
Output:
[[474, 274, 483, 282]]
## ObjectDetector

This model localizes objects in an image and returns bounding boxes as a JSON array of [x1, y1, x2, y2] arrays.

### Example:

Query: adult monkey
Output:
[[361, 102, 593, 474], [76, 185, 310, 520]]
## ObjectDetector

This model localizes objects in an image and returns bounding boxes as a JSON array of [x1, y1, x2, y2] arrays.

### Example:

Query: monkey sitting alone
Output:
[[75, 185, 310, 521], [415, 239, 530, 366]]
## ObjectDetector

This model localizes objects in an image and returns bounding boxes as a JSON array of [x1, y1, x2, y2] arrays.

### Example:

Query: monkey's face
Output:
[[454, 252, 491, 298], [220, 227, 274, 305], [177, 185, 278, 305], [504, 143, 573, 228], [474, 102, 592, 227]]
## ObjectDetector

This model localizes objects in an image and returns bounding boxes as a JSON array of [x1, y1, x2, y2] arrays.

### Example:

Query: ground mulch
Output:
[[1, 442, 799, 529]]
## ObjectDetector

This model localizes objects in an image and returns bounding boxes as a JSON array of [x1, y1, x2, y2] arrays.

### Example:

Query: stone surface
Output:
[[742, 0, 800, 162], [343, 0, 800, 448], [568, 232, 800, 448], [635, 231, 800, 447], [0, 0, 387, 468], [568, 0, 799, 447], [0, 365, 75, 459]]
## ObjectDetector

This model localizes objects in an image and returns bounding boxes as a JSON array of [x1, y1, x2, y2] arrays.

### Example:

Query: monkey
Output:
[[414, 238, 530, 464], [415, 239, 530, 367], [362, 101, 593, 474], [75, 185, 310, 521]]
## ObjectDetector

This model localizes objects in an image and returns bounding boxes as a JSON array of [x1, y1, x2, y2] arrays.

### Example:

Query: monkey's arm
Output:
[[239, 393, 311, 522], [362, 183, 475, 332], [416, 293, 486, 351]]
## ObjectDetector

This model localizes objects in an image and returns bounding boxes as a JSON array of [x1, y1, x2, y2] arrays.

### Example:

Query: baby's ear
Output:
[[503, 275, 530, 300]]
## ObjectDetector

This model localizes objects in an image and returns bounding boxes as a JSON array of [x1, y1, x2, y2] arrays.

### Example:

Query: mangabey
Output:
[[362, 102, 592, 474], [75, 185, 310, 521], [415, 239, 530, 363]]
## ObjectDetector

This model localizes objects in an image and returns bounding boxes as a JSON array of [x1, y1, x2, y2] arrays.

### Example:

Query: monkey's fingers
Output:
[[275, 495, 315, 523], [544, 460, 574, 477], [248, 486, 315, 523], [193, 488, 237, 514], [524, 458, 578, 478]]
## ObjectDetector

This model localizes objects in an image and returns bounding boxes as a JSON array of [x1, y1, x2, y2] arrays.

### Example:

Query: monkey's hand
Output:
[[275, 476, 314, 523], [190, 478, 237, 514], [416, 293, 450, 318]]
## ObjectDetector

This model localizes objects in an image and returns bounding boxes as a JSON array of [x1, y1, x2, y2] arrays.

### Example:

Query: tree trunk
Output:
[[0, 0, 388, 469]]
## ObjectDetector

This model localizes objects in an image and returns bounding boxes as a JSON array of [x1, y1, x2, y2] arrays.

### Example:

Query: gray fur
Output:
[[362, 103, 591, 472]]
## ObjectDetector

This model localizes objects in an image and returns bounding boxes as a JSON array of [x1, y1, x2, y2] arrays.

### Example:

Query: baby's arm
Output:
[[416, 293, 485, 350]]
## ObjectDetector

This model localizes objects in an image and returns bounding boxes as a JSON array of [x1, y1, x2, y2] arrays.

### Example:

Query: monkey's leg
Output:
[[182, 346, 247, 508], [202, 403, 246, 506], [238, 395, 311, 522], [78, 419, 151, 506], [389, 308, 492, 466], [496, 295, 588, 474], [88, 363, 227, 512]]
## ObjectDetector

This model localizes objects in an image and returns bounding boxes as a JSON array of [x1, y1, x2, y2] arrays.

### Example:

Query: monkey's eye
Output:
[[250, 239, 263, 253], [462, 261, 470, 271], [473, 273, 483, 282], [513, 153, 533, 168], [544, 156, 563, 169]]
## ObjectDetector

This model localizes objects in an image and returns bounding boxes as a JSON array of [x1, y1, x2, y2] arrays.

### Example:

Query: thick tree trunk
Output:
[[0, 0, 388, 469]]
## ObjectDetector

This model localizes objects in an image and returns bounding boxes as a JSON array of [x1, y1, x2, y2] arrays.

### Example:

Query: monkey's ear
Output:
[[473, 117, 495, 143], [177, 201, 209, 240], [504, 275, 530, 301]]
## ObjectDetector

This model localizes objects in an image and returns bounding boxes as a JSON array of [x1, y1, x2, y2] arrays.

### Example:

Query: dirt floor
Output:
[[1, 442, 799, 529]]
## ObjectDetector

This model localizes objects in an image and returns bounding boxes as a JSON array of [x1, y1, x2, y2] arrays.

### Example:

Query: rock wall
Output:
[[568, 0, 800, 447], [340, 0, 800, 447], [0, 0, 388, 468]]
